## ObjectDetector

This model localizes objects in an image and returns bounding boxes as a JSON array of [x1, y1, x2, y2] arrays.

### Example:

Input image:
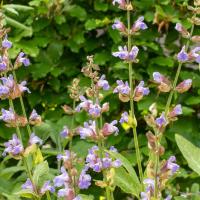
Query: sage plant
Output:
[[0, 27, 54, 200]]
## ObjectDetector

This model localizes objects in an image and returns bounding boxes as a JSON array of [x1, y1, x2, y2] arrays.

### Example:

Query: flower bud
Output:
[[175, 79, 192, 93]]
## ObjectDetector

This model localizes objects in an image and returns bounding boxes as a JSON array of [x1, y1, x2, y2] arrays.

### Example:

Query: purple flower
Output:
[[112, 46, 139, 61], [17, 52, 30, 67], [60, 126, 69, 138], [0, 56, 7, 71], [96, 75, 110, 90], [57, 187, 70, 197], [134, 81, 150, 101], [153, 72, 163, 83], [88, 104, 101, 118], [112, 159, 122, 168], [0, 108, 15, 122], [112, 19, 126, 32], [1, 74, 14, 88], [166, 156, 179, 175], [165, 195, 172, 200], [155, 112, 167, 128], [78, 170, 91, 189], [175, 23, 190, 38], [3, 134, 23, 156], [40, 181, 55, 194], [102, 157, 112, 168], [176, 79, 192, 93], [2, 35, 12, 49], [177, 46, 188, 62], [54, 167, 69, 187], [78, 120, 96, 139], [112, 0, 126, 9], [119, 111, 129, 124], [175, 23, 183, 32], [132, 16, 148, 32], [141, 178, 155, 200], [29, 133, 43, 145], [190, 47, 200, 63], [102, 120, 119, 136], [57, 150, 71, 162], [169, 104, 182, 118], [22, 178, 34, 191], [29, 109, 40, 121], [113, 80, 130, 95], [75, 96, 93, 112], [0, 85, 9, 96], [19, 81, 31, 93]]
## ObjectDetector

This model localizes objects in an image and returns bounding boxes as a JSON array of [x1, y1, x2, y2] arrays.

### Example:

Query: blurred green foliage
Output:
[[0, 0, 200, 199]]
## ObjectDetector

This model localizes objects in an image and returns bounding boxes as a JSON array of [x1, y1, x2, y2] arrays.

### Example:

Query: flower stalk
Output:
[[127, 2, 143, 183]]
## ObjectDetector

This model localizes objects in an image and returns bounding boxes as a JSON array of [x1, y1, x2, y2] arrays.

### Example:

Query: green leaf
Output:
[[114, 167, 140, 197], [175, 134, 200, 176], [94, 0, 108, 11], [150, 56, 174, 67], [185, 96, 200, 105], [33, 161, 49, 185], [68, 5, 87, 21], [79, 194, 94, 200], [15, 189, 38, 199], [3, 4, 34, 11]]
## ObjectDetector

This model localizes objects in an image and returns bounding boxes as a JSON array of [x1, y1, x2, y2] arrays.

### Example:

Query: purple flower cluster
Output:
[[54, 166, 91, 197], [2, 134, 23, 157], [85, 146, 121, 172], [0, 108, 15, 123], [112, 46, 139, 62], [76, 96, 109, 118], [140, 178, 155, 200], [0, 74, 30, 99], [96, 75, 110, 90]]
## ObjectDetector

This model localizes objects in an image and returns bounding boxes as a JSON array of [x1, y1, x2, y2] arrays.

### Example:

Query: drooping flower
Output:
[[78, 170, 91, 189], [29, 109, 41, 125], [54, 167, 70, 187], [112, 46, 139, 62], [112, 19, 126, 32], [133, 81, 150, 101], [155, 112, 167, 128], [177, 46, 188, 62], [175, 79, 192, 93], [131, 16, 147, 32], [22, 178, 34, 191], [77, 120, 97, 139], [119, 111, 129, 124], [153, 72, 171, 93], [29, 133, 43, 145], [2, 35, 12, 49], [101, 120, 119, 136], [40, 181, 55, 195], [96, 75, 110, 90], [2, 134, 24, 157], [60, 126, 70, 138]]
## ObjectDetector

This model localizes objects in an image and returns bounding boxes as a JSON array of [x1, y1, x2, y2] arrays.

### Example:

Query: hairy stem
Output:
[[127, 4, 143, 183]]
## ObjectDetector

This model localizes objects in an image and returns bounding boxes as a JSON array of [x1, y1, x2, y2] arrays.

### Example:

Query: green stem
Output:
[[46, 191, 51, 200], [12, 71, 32, 136], [69, 100, 76, 152], [154, 15, 196, 199], [127, 4, 143, 183]]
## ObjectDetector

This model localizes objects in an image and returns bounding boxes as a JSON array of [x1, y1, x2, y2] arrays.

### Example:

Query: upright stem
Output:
[[127, 5, 143, 183], [8, 98, 39, 199], [69, 100, 76, 152], [12, 71, 32, 136], [46, 191, 51, 200], [154, 17, 196, 199]]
